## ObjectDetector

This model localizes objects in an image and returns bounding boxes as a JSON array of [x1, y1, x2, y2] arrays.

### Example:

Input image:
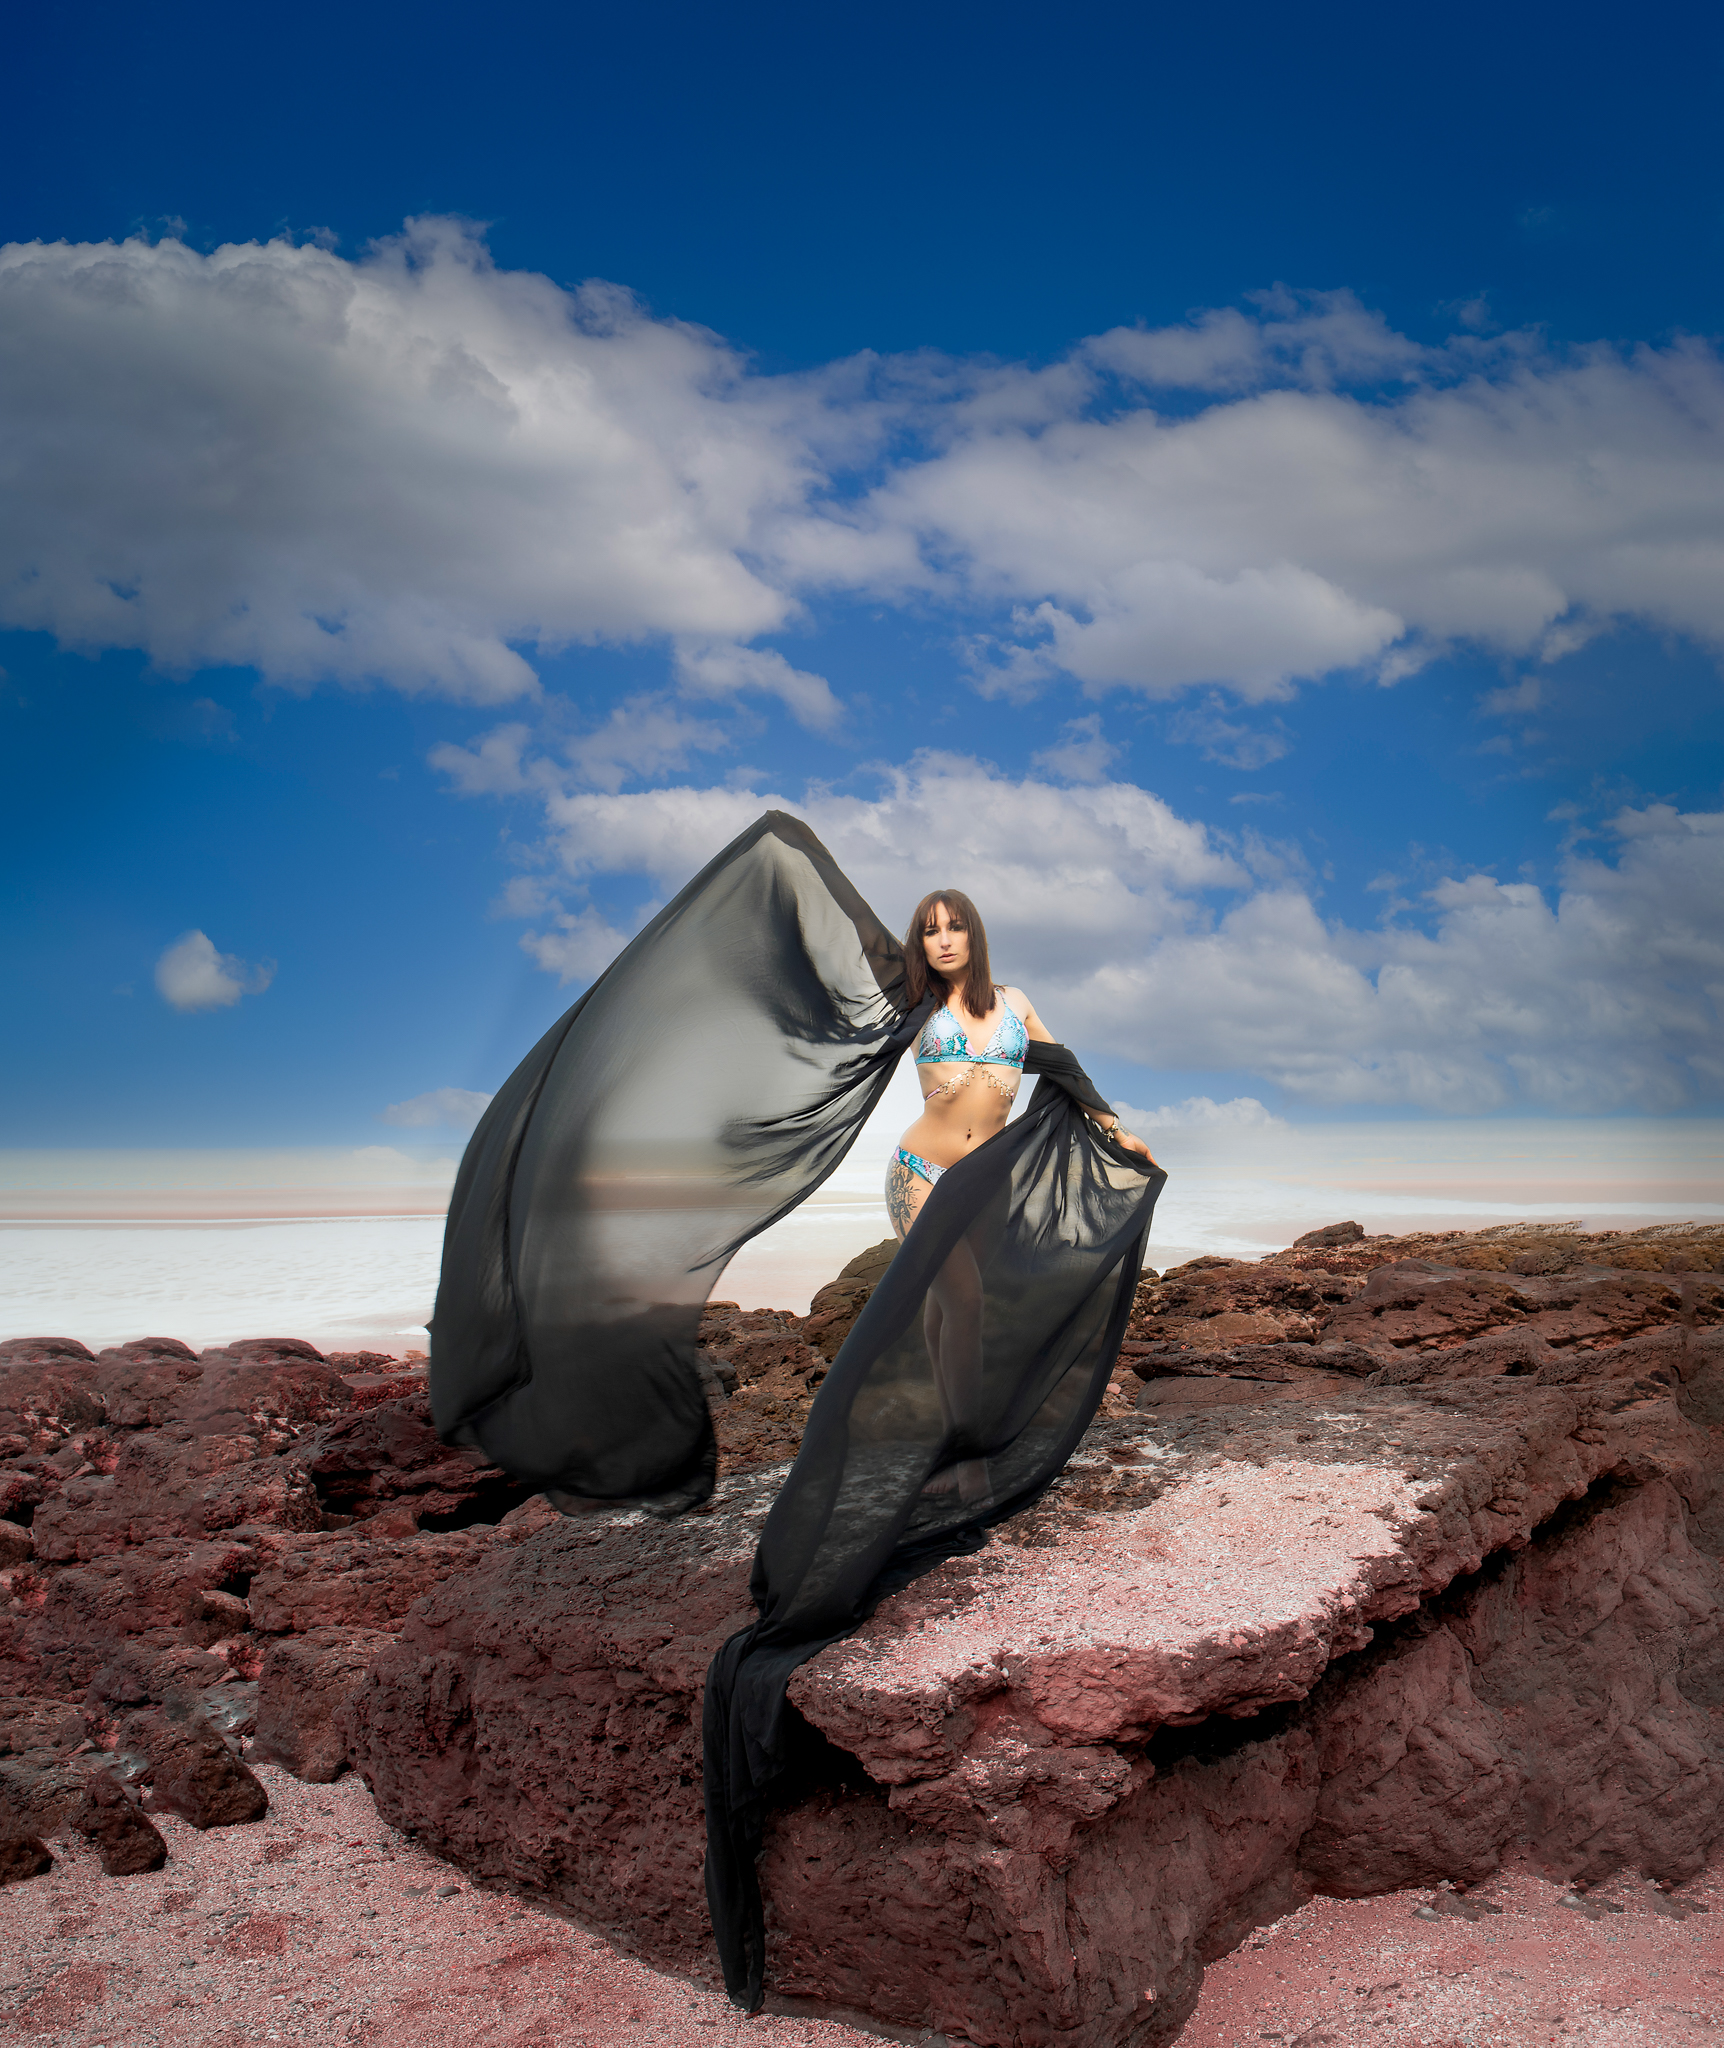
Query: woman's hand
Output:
[[1090, 1108, 1158, 1167], [1113, 1124, 1158, 1166]]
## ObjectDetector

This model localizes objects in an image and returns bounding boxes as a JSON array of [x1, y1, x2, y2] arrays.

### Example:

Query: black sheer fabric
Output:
[[430, 811, 921, 1510], [428, 810, 1167, 2007]]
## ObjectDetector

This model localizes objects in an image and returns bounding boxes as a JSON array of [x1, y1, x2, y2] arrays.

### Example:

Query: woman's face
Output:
[[923, 901, 970, 986]]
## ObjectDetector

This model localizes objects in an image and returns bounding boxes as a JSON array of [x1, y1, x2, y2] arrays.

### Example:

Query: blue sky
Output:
[[3, 0, 1722, 1151]]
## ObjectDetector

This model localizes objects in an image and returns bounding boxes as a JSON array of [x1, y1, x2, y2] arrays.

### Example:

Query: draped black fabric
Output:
[[428, 809, 1166, 2006]]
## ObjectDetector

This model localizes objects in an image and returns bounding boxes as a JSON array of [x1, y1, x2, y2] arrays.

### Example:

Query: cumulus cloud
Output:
[[0, 222, 838, 698], [864, 318, 1724, 701], [1031, 714, 1119, 783], [7, 232, 1724, 709], [534, 755, 1249, 993], [473, 761, 1723, 1113], [431, 696, 734, 799], [378, 1086, 494, 1131], [1167, 698, 1290, 770], [1114, 1096, 1287, 1129], [671, 642, 840, 730], [153, 930, 275, 1012], [519, 904, 633, 984]]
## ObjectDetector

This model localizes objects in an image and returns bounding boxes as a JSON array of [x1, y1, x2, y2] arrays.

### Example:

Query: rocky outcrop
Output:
[[337, 1222, 1724, 2047], [7, 1215, 1723, 2036], [121, 1699, 269, 1827], [0, 1331, 556, 1871]]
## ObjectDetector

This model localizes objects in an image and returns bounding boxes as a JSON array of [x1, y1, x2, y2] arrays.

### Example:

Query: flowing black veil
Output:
[[428, 810, 1166, 2006]]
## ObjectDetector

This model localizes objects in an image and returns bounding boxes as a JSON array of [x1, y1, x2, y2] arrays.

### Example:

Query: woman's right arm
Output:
[[1012, 988, 1159, 1167]]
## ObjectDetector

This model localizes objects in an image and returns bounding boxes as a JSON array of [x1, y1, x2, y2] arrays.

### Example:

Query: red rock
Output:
[[0, 1359, 105, 1448], [31, 1431, 319, 1561], [84, 1637, 233, 1732], [0, 1339, 98, 1365], [73, 1768, 167, 1874], [0, 1695, 85, 1755], [0, 1742, 111, 1836], [801, 1240, 899, 1362], [0, 1833, 53, 1882], [183, 1586, 251, 1647], [291, 1393, 531, 1527], [122, 1700, 268, 1828], [343, 1327, 1723, 2047], [0, 1460, 61, 1526], [254, 1627, 395, 1782], [247, 1529, 494, 1635], [1294, 1221, 1366, 1247], [93, 1348, 204, 1427], [5, 1536, 261, 1695]]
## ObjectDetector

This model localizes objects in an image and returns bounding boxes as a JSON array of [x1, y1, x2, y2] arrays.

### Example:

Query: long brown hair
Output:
[[903, 889, 995, 1018]]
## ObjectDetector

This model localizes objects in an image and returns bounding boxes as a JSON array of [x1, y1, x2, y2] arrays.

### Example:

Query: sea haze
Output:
[[3, 1113, 1717, 1351]]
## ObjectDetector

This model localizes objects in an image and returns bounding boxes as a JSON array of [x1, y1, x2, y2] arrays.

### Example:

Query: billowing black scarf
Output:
[[429, 811, 1166, 2008]]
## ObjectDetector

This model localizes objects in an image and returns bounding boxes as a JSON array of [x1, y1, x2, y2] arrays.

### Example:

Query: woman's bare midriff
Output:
[[898, 1065, 1016, 1171]]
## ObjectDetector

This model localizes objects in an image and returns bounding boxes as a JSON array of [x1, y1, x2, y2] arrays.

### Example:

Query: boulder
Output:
[[343, 1323, 1724, 2048], [73, 1768, 167, 1874], [254, 1626, 395, 1781], [83, 1637, 233, 1733], [0, 1461, 61, 1527], [698, 1304, 831, 1472], [0, 1834, 53, 1883], [290, 1392, 533, 1528], [0, 1357, 105, 1448], [122, 1700, 268, 1828], [1293, 1221, 1365, 1248], [802, 1239, 899, 1361], [10, 1537, 262, 1693], [31, 1431, 319, 1561]]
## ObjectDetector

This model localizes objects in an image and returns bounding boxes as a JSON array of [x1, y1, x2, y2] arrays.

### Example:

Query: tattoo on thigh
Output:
[[886, 1158, 920, 1238]]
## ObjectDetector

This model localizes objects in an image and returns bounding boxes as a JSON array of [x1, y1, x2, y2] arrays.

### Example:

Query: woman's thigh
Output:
[[886, 1152, 936, 1239]]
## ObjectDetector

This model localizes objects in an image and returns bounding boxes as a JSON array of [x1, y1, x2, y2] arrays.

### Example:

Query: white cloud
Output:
[[842, 310, 1724, 702], [378, 1086, 494, 1131], [153, 930, 275, 1012], [480, 763, 1723, 1113], [671, 641, 841, 730], [427, 722, 542, 795], [0, 223, 836, 699], [432, 696, 735, 802], [1030, 714, 1119, 783], [8, 234, 1724, 710], [1167, 698, 1290, 769], [565, 696, 732, 790], [519, 905, 633, 985], [1114, 1096, 1287, 1130], [535, 755, 1248, 992]]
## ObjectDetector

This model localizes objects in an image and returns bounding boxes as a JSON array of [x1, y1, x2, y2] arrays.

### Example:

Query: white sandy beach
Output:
[[3, 1085, 1719, 1354]]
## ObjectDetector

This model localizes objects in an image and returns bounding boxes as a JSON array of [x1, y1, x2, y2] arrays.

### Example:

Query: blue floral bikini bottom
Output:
[[894, 1146, 944, 1188]]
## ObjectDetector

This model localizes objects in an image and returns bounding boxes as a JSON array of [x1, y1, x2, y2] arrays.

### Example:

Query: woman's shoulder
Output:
[[997, 983, 1031, 1014]]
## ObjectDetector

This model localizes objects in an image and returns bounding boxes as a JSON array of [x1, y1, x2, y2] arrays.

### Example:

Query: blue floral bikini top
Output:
[[915, 992, 1029, 1069]]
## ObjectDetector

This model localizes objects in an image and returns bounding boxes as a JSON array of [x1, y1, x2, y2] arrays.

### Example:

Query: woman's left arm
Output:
[[1008, 988, 1159, 1166]]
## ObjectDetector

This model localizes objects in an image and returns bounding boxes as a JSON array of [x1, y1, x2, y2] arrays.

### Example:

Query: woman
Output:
[[429, 811, 1167, 2010], [888, 889, 1155, 1501]]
